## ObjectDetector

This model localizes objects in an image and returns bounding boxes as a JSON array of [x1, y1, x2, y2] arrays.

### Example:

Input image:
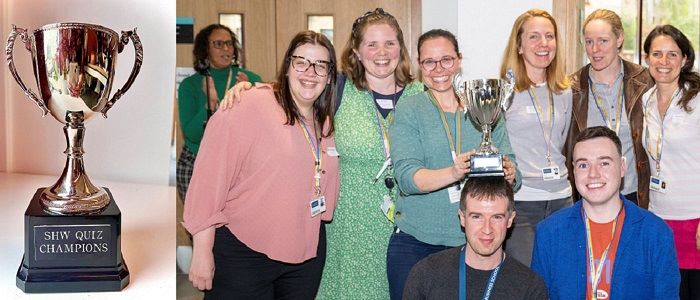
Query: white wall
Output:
[[4, 0, 175, 185], [421, 0, 552, 79]]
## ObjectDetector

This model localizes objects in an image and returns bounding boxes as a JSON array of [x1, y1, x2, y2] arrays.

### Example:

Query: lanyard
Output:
[[371, 86, 399, 183], [584, 207, 622, 300], [643, 88, 681, 176], [527, 86, 555, 165], [589, 77, 624, 134], [427, 91, 462, 160], [459, 246, 504, 300], [299, 120, 322, 196]]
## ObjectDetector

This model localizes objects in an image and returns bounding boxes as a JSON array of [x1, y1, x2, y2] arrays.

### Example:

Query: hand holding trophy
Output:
[[6, 22, 142, 293], [453, 70, 514, 177]]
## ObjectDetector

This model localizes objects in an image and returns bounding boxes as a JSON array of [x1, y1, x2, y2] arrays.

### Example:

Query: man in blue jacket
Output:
[[531, 126, 679, 299]]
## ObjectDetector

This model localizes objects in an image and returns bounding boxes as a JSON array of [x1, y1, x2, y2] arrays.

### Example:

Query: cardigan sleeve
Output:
[[390, 96, 427, 195]]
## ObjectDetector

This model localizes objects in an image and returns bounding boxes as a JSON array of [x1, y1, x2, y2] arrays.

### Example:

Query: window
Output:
[[307, 15, 334, 44], [219, 13, 244, 48]]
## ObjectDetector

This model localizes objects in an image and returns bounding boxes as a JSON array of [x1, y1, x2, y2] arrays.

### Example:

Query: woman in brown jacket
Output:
[[565, 9, 654, 208]]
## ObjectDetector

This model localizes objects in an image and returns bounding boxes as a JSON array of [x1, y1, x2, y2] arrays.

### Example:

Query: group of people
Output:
[[177, 6, 699, 300]]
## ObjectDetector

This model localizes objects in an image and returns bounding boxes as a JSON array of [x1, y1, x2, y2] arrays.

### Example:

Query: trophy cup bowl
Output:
[[7, 22, 142, 293], [454, 75, 514, 177], [7, 23, 143, 214]]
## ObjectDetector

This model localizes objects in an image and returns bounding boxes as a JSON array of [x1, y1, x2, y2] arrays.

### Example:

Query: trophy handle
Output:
[[101, 28, 143, 118], [6, 25, 50, 116]]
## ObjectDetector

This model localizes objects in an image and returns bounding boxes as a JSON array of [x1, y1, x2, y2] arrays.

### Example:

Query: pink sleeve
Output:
[[182, 91, 261, 235]]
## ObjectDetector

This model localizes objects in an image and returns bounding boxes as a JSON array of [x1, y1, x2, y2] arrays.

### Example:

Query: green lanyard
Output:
[[527, 86, 555, 165], [427, 91, 461, 159]]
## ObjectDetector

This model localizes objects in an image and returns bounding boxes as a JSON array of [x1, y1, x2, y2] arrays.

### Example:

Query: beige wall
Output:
[[176, 0, 421, 81], [0, 0, 7, 172]]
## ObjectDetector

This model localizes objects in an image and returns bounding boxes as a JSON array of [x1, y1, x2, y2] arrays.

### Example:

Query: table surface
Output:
[[0, 172, 176, 299]]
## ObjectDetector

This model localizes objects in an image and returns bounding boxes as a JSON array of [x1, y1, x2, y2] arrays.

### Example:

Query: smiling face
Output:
[[519, 16, 556, 78], [573, 137, 626, 207], [287, 43, 331, 113], [353, 23, 401, 82], [584, 19, 624, 72], [419, 37, 461, 95], [459, 194, 515, 260], [207, 28, 235, 69], [646, 34, 686, 86]]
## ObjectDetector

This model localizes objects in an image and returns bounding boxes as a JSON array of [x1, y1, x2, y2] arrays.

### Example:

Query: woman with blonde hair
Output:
[[564, 9, 654, 208], [498, 8, 573, 267]]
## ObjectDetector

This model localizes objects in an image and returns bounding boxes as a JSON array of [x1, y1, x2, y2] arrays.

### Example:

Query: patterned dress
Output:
[[317, 79, 424, 299]]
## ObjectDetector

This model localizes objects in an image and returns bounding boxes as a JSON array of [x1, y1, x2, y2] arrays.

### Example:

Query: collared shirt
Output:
[[642, 87, 700, 220], [586, 62, 638, 195]]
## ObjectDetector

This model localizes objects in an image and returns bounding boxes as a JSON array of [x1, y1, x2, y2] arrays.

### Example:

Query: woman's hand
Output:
[[189, 227, 216, 291], [503, 156, 516, 185], [696, 221, 700, 251], [451, 151, 473, 181], [206, 77, 219, 111], [220, 81, 253, 110]]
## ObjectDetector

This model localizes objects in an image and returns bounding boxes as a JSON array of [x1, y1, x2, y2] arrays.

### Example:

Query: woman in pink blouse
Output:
[[183, 31, 340, 298]]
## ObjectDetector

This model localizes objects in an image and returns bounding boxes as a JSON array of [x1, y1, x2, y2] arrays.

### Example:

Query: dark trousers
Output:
[[386, 229, 451, 300], [205, 225, 326, 300], [680, 269, 700, 300]]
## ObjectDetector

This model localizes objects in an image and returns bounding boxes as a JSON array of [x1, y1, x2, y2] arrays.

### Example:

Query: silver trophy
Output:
[[7, 23, 143, 214], [454, 71, 514, 177]]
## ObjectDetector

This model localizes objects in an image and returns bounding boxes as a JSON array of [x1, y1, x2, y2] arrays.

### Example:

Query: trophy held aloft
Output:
[[6, 22, 143, 293]]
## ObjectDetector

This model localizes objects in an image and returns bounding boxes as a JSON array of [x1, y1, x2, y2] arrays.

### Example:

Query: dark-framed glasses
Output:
[[420, 56, 457, 71], [289, 55, 332, 77], [210, 40, 234, 49]]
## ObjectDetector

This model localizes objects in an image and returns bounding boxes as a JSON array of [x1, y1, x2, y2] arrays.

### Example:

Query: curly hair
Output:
[[192, 24, 242, 73]]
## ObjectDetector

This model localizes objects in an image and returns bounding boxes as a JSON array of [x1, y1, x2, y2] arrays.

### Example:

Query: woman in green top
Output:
[[387, 29, 521, 300], [177, 24, 261, 201]]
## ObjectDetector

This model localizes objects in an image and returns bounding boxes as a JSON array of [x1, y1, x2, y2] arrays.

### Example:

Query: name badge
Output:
[[541, 166, 560, 181], [326, 147, 339, 157], [376, 99, 394, 110], [381, 194, 395, 223], [447, 181, 465, 204], [310, 195, 326, 217], [526, 106, 537, 114], [649, 176, 667, 193]]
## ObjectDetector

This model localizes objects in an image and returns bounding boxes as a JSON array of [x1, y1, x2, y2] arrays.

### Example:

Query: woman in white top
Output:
[[498, 9, 573, 266], [642, 24, 700, 300]]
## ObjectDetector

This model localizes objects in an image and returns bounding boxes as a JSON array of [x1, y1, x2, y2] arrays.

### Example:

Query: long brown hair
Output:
[[499, 9, 570, 93], [340, 8, 412, 91], [275, 31, 337, 137], [643, 25, 699, 112]]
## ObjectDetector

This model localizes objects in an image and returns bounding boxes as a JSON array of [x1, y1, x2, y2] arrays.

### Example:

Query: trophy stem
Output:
[[478, 124, 496, 154], [41, 112, 110, 214]]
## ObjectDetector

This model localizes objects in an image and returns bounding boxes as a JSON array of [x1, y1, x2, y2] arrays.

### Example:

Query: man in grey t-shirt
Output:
[[403, 177, 547, 299]]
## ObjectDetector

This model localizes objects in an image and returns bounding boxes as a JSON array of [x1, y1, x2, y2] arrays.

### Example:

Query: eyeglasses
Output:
[[210, 40, 234, 49], [289, 55, 332, 76], [420, 56, 457, 71]]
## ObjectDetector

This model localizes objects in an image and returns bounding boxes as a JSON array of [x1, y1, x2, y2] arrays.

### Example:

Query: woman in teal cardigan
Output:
[[177, 24, 261, 201]]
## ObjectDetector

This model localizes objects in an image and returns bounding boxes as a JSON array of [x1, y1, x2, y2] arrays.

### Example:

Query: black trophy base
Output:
[[16, 188, 129, 293], [468, 153, 505, 177]]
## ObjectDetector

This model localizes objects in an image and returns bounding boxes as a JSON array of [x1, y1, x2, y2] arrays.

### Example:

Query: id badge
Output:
[[447, 181, 464, 204], [649, 176, 667, 193], [326, 147, 339, 157], [310, 195, 327, 217], [541, 166, 561, 181], [381, 194, 395, 223]]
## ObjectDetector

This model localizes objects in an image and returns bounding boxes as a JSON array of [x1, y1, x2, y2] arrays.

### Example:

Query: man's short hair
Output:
[[574, 126, 622, 156], [459, 177, 514, 213]]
